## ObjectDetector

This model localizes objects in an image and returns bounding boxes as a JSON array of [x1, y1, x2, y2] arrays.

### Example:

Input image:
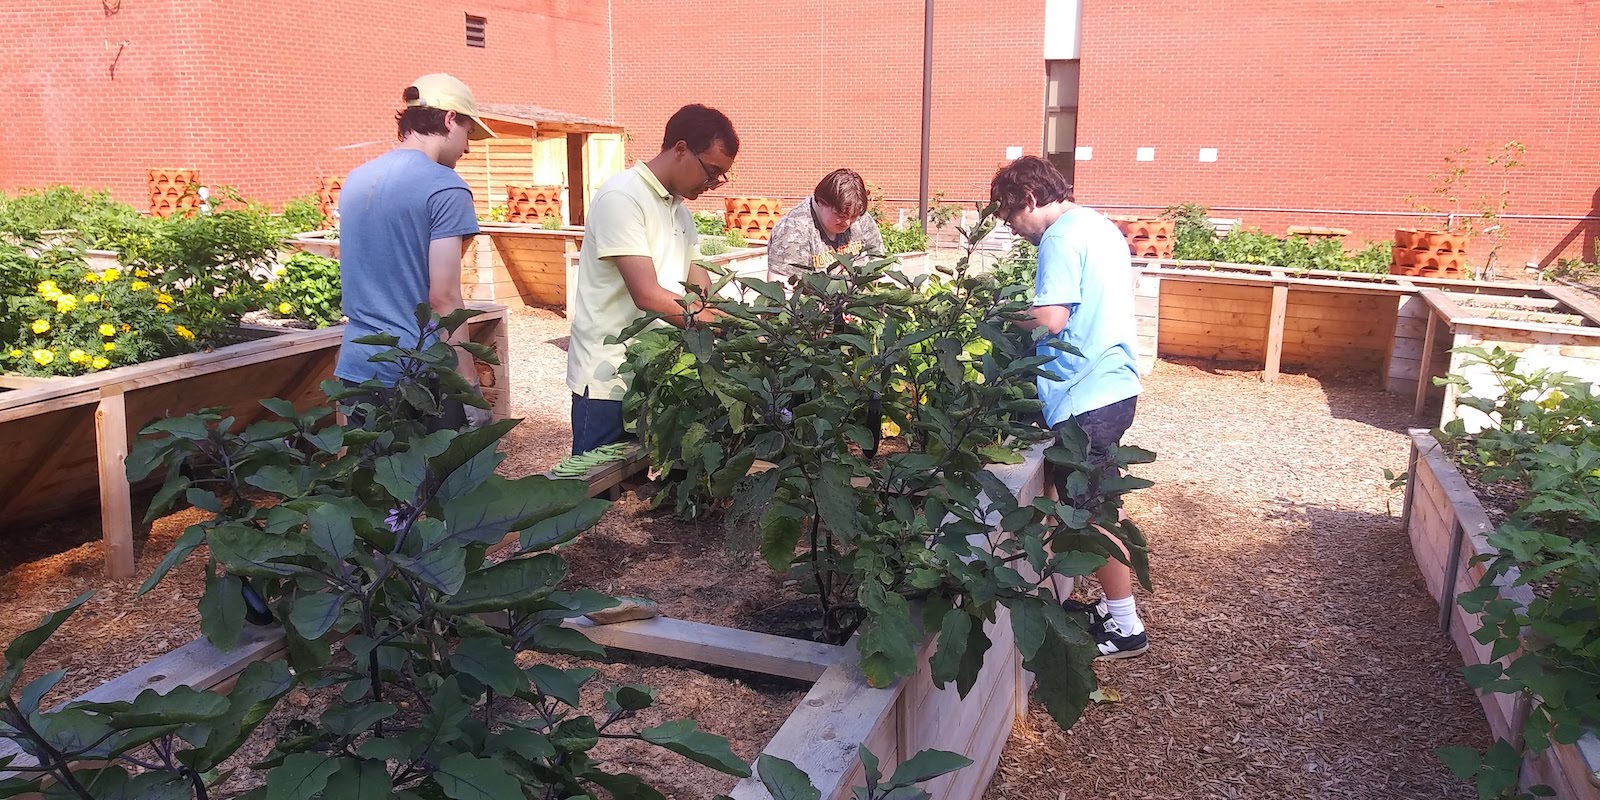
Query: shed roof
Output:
[[477, 103, 623, 135]]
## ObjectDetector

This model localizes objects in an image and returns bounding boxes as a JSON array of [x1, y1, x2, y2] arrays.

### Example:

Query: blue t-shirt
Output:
[[1032, 206, 1142, 425], [335, 149, 479, 385]]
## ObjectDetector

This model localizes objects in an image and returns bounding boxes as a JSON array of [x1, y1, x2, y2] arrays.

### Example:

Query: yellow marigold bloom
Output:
[[103, 342, 116, 351], [272, 265, 286, 276], [134, 269, 150, 278], [102, 268, 121, 281], [92, 356, 110, 369], [31, 319, 50, 334], [278, 302, 294, 315], [130, 280, 148, 291], [174, 325, 196, 340], [263, 282, 275, 291], [32, 349, 53, 365], [157, 303, 172, 313], [99, 323, 116, 337], [156, 292, 174, 305], [37, 279, 60, 298], [68, 348, 88, 364], [55, 295, 77, 313], [82, 293, 100, 303], [121, 323, 132, 332], [8, 349, 21, 358], [82, 272, 100, 283]]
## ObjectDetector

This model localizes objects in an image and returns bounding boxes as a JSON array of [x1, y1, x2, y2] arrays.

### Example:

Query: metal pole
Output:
[[918, 0, 932, 230]]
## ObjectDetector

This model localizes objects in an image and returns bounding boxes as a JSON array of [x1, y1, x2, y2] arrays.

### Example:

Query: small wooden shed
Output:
[[457, 104, 627, 226]]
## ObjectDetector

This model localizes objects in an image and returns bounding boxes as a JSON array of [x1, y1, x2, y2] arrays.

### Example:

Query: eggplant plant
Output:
[[620, 208, 1155, 728], [0, 306, 751, 799]]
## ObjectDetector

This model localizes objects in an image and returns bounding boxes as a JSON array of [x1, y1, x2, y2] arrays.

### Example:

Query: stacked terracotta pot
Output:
[[1391, 229, 1468, 277], [148, 169, 200, 218], [317, 175, 344, 226], [505, 186, 563, 224], [1112, 217, 1175, 259], [724, 197, 782, 240]]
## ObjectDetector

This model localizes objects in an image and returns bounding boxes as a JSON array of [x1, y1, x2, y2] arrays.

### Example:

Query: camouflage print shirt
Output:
[[765, 197, 885, 278]]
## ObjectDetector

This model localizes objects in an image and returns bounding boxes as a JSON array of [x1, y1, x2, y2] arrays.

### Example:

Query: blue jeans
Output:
[[571, 391, 628, 455]]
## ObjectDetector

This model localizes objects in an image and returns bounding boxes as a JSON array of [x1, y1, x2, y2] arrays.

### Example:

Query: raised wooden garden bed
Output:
[[1129, 260, 1600, 426], [1, 444, 1044, 800], [0, 304, 510, 579], [1402, 430, 1600, 798]]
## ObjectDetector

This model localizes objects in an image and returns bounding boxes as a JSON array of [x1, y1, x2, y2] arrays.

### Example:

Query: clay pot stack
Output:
[[1112, 216, 1175, 259], [1390, 229, 1468, 277], [506, 186, 563, 225], [724, 197, 782, 240], [317, 175, 344, 226], [148, 169, 200, 218]]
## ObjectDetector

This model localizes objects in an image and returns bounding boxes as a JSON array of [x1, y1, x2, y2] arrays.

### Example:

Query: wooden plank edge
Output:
[[565, 616, 842, 682]]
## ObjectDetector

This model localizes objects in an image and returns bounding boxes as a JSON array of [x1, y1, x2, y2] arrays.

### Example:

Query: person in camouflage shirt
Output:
[[766, 168, 885, 278]]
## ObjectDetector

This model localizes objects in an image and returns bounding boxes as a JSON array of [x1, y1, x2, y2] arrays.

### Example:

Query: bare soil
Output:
[[3, 308, 1493, 799]]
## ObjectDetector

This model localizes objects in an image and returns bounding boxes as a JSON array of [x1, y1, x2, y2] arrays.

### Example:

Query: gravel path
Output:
[[983, 360, 1489, 800]]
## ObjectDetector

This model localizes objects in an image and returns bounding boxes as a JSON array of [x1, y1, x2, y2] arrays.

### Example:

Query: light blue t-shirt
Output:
[[335, 149, 479, 384], [1032, 206, 1142, 426]]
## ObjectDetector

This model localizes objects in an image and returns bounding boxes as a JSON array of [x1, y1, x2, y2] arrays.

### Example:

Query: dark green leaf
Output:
[[398, 543, 467, 594], [606, 684, 657, 712], [518, 498, 610, 552], [885, 749, 972, 788], [527, 665, 596, 708], [435, 754, 521, 800], [321, 703, 399, 737], [436, 554, 566, 613], [756, 755, 821, 800], [16, 669, 67, 716], [265, 752, 339, 800], [288, 593, 343, 641], [199, 572, 246, 651], [444, 474, 588, 546], [450, 637, 528, 696], [1435, 746, 1481, 780], [640, 720, 752, 777], [321, 758, 393, 800]]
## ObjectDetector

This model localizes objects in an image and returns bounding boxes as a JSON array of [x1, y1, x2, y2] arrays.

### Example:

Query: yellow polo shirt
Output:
[[566, 164, 698, 400]]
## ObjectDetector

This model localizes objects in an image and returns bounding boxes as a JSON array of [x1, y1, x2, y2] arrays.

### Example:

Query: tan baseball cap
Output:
[[405, 73, 496, 140]]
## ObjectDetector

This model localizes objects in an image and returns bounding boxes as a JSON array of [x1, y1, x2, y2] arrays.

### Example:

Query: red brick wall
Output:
[[1073, 0, 1600, 265], [609, 0, 1046, 218], [0, 0, 611, 209]]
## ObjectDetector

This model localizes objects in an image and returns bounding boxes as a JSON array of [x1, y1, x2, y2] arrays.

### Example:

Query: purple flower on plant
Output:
[[385, 504, 409, 532]]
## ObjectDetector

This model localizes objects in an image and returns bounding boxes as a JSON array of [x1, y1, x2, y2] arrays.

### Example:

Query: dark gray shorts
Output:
[[1045, 395, 1138, 506]]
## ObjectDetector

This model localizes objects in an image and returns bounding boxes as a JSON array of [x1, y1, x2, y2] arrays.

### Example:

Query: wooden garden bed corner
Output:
[[0, 304, 511, 579], [1402, 430, 1600, 798]]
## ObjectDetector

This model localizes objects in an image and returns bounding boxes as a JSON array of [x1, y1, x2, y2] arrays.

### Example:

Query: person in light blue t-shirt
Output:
[[335, 73, 498, 428], [991, 156, 1148, 660]]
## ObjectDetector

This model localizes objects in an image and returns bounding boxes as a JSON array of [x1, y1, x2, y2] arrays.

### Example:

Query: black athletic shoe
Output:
[[1062, 597, 1112, 634], [1093, 618, 1149, 660]]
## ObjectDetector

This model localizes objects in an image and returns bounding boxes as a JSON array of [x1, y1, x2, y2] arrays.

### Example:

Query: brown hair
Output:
[[989, 156, 1073, 215], [813, 168, 868, 217], [395, 85, 451, 139]]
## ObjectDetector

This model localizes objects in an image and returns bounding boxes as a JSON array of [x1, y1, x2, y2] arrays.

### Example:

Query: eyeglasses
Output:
[[695, 154, 732, 190]]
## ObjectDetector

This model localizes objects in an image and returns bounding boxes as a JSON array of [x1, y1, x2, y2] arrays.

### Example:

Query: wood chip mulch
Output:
[[983, 359, 1488, 800]]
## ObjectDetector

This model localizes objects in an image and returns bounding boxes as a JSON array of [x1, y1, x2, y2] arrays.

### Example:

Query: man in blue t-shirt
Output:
[[991, 156, 1148, 659], [335, 73, 496, 427]]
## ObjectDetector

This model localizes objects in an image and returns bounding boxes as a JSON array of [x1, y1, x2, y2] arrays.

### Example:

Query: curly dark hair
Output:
[[395, 85, 451, 139], [662, 104, 740, 157], [989, 156, 1073, 215]]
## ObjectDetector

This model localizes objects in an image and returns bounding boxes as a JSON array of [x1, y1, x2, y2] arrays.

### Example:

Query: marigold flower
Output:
[[82, 272, 100, 283], [156, 293, 174, 305], [134, 269, 149, 278], [157, 303, 172, 313], [68, 349, 88, 364], [7, 349, 22, 358], [278, 302, 294, 315], [130, 281, 148, 291], [32, 349, 53, 365], [31, 319, 50, 334], [263, 282, 275, 291], [102, 268, 121, 281], [174, 325, 196, 340], [103, 342, 116, 351], [37, 280, 60, 298], [92, 356, 110, 369], [99, 323, 116, 337], [121, 323, 132, 332], [82, 293, 100, 303], [55, 295, 77, 313]]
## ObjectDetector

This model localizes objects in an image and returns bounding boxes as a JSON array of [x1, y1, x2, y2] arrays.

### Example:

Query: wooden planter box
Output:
[[286, 230, 340, 261], [2, 447, 1045, 800], [0, 304, 510, 578], [1403, 430, 1600, 797]]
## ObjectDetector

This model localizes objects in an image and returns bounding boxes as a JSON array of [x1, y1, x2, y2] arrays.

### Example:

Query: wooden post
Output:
[[1440, 333, 1469, 426], [1439, 520, 1466, 632], [95, 390, 135, 579], [1399, 437, 1421, 532], [1263, 280, 1288, 382], [1414, 309, 1437, 416]]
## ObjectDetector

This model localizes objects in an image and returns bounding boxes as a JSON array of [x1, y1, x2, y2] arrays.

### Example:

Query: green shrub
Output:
[[1163, 202, 1218, 261], [725, 226, 747, 249], [882, 221, 929, 254], [270, 251, 342, 327], [276, 193, 327, 235], [699, 236, 731, 256], [694, 210, 726, 236]]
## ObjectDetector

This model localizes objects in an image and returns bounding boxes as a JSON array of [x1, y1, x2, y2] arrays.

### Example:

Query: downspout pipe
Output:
[[918, 0, 932, 231]]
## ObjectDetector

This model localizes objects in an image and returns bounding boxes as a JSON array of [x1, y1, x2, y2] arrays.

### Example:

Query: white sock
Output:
[[1102, 594, 1143, 635]]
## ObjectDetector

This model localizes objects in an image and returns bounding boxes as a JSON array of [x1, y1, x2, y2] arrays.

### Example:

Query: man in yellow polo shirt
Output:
[[566, 104, 740, 455]]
